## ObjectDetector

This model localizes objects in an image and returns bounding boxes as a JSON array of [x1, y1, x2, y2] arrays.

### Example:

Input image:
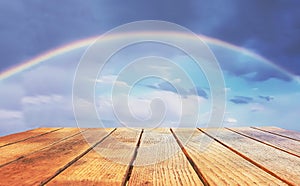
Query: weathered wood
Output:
[[128, 128, 204, 186], [0, 128, 114, 185], [202, 128, 300, 185], [173, 128, 287, 185], [0, 128, 62, 147], [0, 127, 299, 185], [227, 127, 300, 157], [47, 128, 141, 186], [252, 126, 300, 142], [0, 128, 82, 167]]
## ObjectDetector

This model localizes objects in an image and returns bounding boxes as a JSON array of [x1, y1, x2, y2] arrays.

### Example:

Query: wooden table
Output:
[[0, 127, 299, 185]]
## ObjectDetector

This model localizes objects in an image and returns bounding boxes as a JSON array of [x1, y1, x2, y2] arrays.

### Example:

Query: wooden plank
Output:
[[227, 127, 300, 157], [252, 126, 300, 142], [0, 128, 114, 185], [0, 128, 62, 147], [201, 128, 300, 185], [128, 128, 204, 186], [173, 128, 287, 185], [47, 128, 141, 186], [0, 128, 83, 167]]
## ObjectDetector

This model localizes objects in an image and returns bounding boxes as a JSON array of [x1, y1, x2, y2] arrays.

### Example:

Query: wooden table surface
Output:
[[0, 127, 299, 185]]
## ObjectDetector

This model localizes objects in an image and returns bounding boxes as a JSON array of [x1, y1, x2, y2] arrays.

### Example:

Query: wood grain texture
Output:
[[0, 128, 113, 185], [0, 127, 298, 186], [0, 128, 62, 147], [252, 126, 300, 141], [228, 127, 300, 157], [202, 128, 300, 185], [0, 128, 81, 167], [128, 128, 204, 186], [47, 128, 141, 186], [173, 128, 287, 185]]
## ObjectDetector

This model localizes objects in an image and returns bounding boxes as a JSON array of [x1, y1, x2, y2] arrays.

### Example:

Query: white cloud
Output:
[[95, 75, 130, 90], [96, 89, 208, 128], [0, 109, 23, 120], [22, 65, 74, 96], [0, 109, 26, 136], [250, 103, 265, 112], [22, 94, 75, 127], [225, 87, 231, 92], [223, 117, 238, 127], [22, 95, 63, 105], [0, 82, 24, 110], [225, 117, 237, 123]]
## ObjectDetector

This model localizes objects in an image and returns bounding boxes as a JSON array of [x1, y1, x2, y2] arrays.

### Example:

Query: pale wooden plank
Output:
[[228, 127, 300, 157], [0, 128, 62, 147], [252, 126, 300, 142], [128, 128, 204, 186], [47, 128, 141, 186], [0, 128, 114, 185], [202, 128, 300, 185], [0, 128, 82, 167], [173, 128, 287, 185]]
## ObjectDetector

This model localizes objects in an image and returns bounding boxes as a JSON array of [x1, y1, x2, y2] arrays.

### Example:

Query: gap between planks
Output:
[[2, 127, 296, 185], [0, 129, 88, 169], [251, 127, 300, 142], [170, 128, 209, 186], [0, 128, 63, 148], [45, 128, 207, 186], [226, 127, 300, 159], [40, 128, 117, 185], [122, 129, 144, 186], [43, 128, 293, 185], [197, 128, 295, 186]]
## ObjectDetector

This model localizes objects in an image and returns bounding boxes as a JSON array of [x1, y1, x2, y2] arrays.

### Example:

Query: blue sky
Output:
[[0, 1, 300, 136]]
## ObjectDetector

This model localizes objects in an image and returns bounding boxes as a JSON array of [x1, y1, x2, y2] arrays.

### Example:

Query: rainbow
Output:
[[0, 32, 293, 81]]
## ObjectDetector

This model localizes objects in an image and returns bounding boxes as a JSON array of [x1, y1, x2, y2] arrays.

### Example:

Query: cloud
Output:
[[224, 92, 300, 131], [22, 95, 63, 105], [230, 96, 254, 104], [0, 0, 300, 135], [21, 65, 75, 96], [0, 0, 196, 71], [225, 117, 237, 123], [0, 109, 26, 136], [0, 109, 23, 120], [1, 0, 299, 77], [22, 94, 75, 128], [250, 104, 265, 112], [222, 117, 238, 127], [95, 75, 129, 90], [258, 95, 274, 102], [0, 82, 24, 110], [216, 1, 300, 76], [211, 45, 292, 82], [224, 117, 238, 124], [230, 95, 274, 105], [96, 89, 207, 128], [146, 81, 208, 99]]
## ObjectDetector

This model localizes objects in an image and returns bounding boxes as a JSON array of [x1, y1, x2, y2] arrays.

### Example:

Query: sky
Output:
[[0, 0, 300, 136]]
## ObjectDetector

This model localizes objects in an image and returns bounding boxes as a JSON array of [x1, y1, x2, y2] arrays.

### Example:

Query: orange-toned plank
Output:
[[47, 128, 141, 186], [202, 128, 300, 185], [252, 126, 300, 142], [0, 128, 114, 185], [0, 128, 62, 147], [128, 128, 204, 186], [0, 128, 83, 167], [173, 128, 287, 185], [227, 127, 300, 157]]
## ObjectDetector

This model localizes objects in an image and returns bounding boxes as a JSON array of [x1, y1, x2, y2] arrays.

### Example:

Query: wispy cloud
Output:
[[258, 95, 274, 102], [230, 96, 254, 104]]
